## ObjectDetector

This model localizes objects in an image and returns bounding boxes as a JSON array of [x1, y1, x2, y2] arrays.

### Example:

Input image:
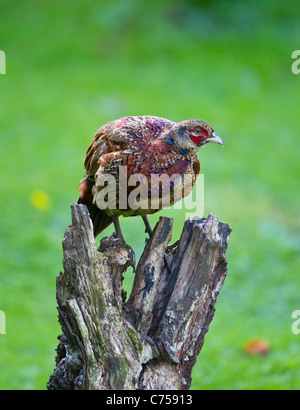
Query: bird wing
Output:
[[83, 116, 201, 214], [83, 116, 175, 178]]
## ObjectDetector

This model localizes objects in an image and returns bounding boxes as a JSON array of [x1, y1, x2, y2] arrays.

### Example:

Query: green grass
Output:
[[0, 0, 300, 390]]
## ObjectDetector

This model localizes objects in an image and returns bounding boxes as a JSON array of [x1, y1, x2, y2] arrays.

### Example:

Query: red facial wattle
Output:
[[190, 135, 203, 144], [190, 128, 208, 144]]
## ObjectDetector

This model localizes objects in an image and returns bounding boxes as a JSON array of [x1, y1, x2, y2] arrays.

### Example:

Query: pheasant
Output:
[[78, 115, 223, 270]]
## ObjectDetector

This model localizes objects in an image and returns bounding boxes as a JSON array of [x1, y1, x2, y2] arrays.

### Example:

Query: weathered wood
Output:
[[47, 203, 231, 390]]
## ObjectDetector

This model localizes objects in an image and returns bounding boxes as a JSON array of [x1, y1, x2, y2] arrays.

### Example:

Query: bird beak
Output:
[[207, 132, 224, 146]]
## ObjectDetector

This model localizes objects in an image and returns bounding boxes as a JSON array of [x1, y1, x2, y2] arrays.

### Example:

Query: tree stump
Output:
[[47, 203, 231, 390]]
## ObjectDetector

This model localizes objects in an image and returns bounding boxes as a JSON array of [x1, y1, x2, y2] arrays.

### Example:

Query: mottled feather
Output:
[[78, 115, 219, 237]]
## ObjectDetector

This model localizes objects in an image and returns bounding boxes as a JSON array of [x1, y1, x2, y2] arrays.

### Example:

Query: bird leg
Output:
[[142, 214, 154, 237], [142, 215, 174, 274], [112, 215, 135, 271]]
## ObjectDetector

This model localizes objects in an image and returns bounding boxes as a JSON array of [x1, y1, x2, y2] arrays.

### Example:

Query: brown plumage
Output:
[[78, 115, 223, 268]]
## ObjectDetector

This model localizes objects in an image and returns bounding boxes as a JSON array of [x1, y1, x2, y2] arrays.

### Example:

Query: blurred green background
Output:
[[0, 0, 300, 390]]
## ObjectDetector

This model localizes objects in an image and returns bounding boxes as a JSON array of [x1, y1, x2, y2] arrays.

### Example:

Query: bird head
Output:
[[167, 119, 224, 154]]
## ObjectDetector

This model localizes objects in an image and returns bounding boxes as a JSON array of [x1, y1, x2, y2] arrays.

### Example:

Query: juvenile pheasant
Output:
[[78, 115, 223, 269]]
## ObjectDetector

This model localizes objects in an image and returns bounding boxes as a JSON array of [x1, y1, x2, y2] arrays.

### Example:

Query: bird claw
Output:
[[163, 240, 180, 275], [166, 240, 179, 253], [164, 253, 172, 275], [126, 245, 136, 272]]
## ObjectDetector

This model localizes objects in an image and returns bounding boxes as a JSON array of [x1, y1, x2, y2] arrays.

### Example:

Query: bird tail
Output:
[[78, 177, 113, 237]]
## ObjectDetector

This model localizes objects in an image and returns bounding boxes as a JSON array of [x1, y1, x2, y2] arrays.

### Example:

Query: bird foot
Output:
[[116, 239, 135, 272], [166, 240, 179, 253], [126, 244, 136, 272], [164, 253, 172, 275], [163, 241, 180, 275]]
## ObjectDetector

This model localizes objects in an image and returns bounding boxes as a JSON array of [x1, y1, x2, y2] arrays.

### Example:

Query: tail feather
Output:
[[78, 177, 113, 237]]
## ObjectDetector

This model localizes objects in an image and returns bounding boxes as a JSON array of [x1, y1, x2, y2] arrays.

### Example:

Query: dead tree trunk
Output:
[[47, 203, 231, 390]]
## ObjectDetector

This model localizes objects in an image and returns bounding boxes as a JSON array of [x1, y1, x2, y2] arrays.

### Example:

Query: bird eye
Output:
[[190, 127, 209, 144]]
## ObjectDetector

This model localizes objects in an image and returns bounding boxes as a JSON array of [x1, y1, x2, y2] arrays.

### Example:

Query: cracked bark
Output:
[[47, 203, 231, 390]]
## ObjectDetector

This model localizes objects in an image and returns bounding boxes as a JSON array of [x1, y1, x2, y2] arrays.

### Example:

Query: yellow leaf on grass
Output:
[[30, 190, 51, 211]]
